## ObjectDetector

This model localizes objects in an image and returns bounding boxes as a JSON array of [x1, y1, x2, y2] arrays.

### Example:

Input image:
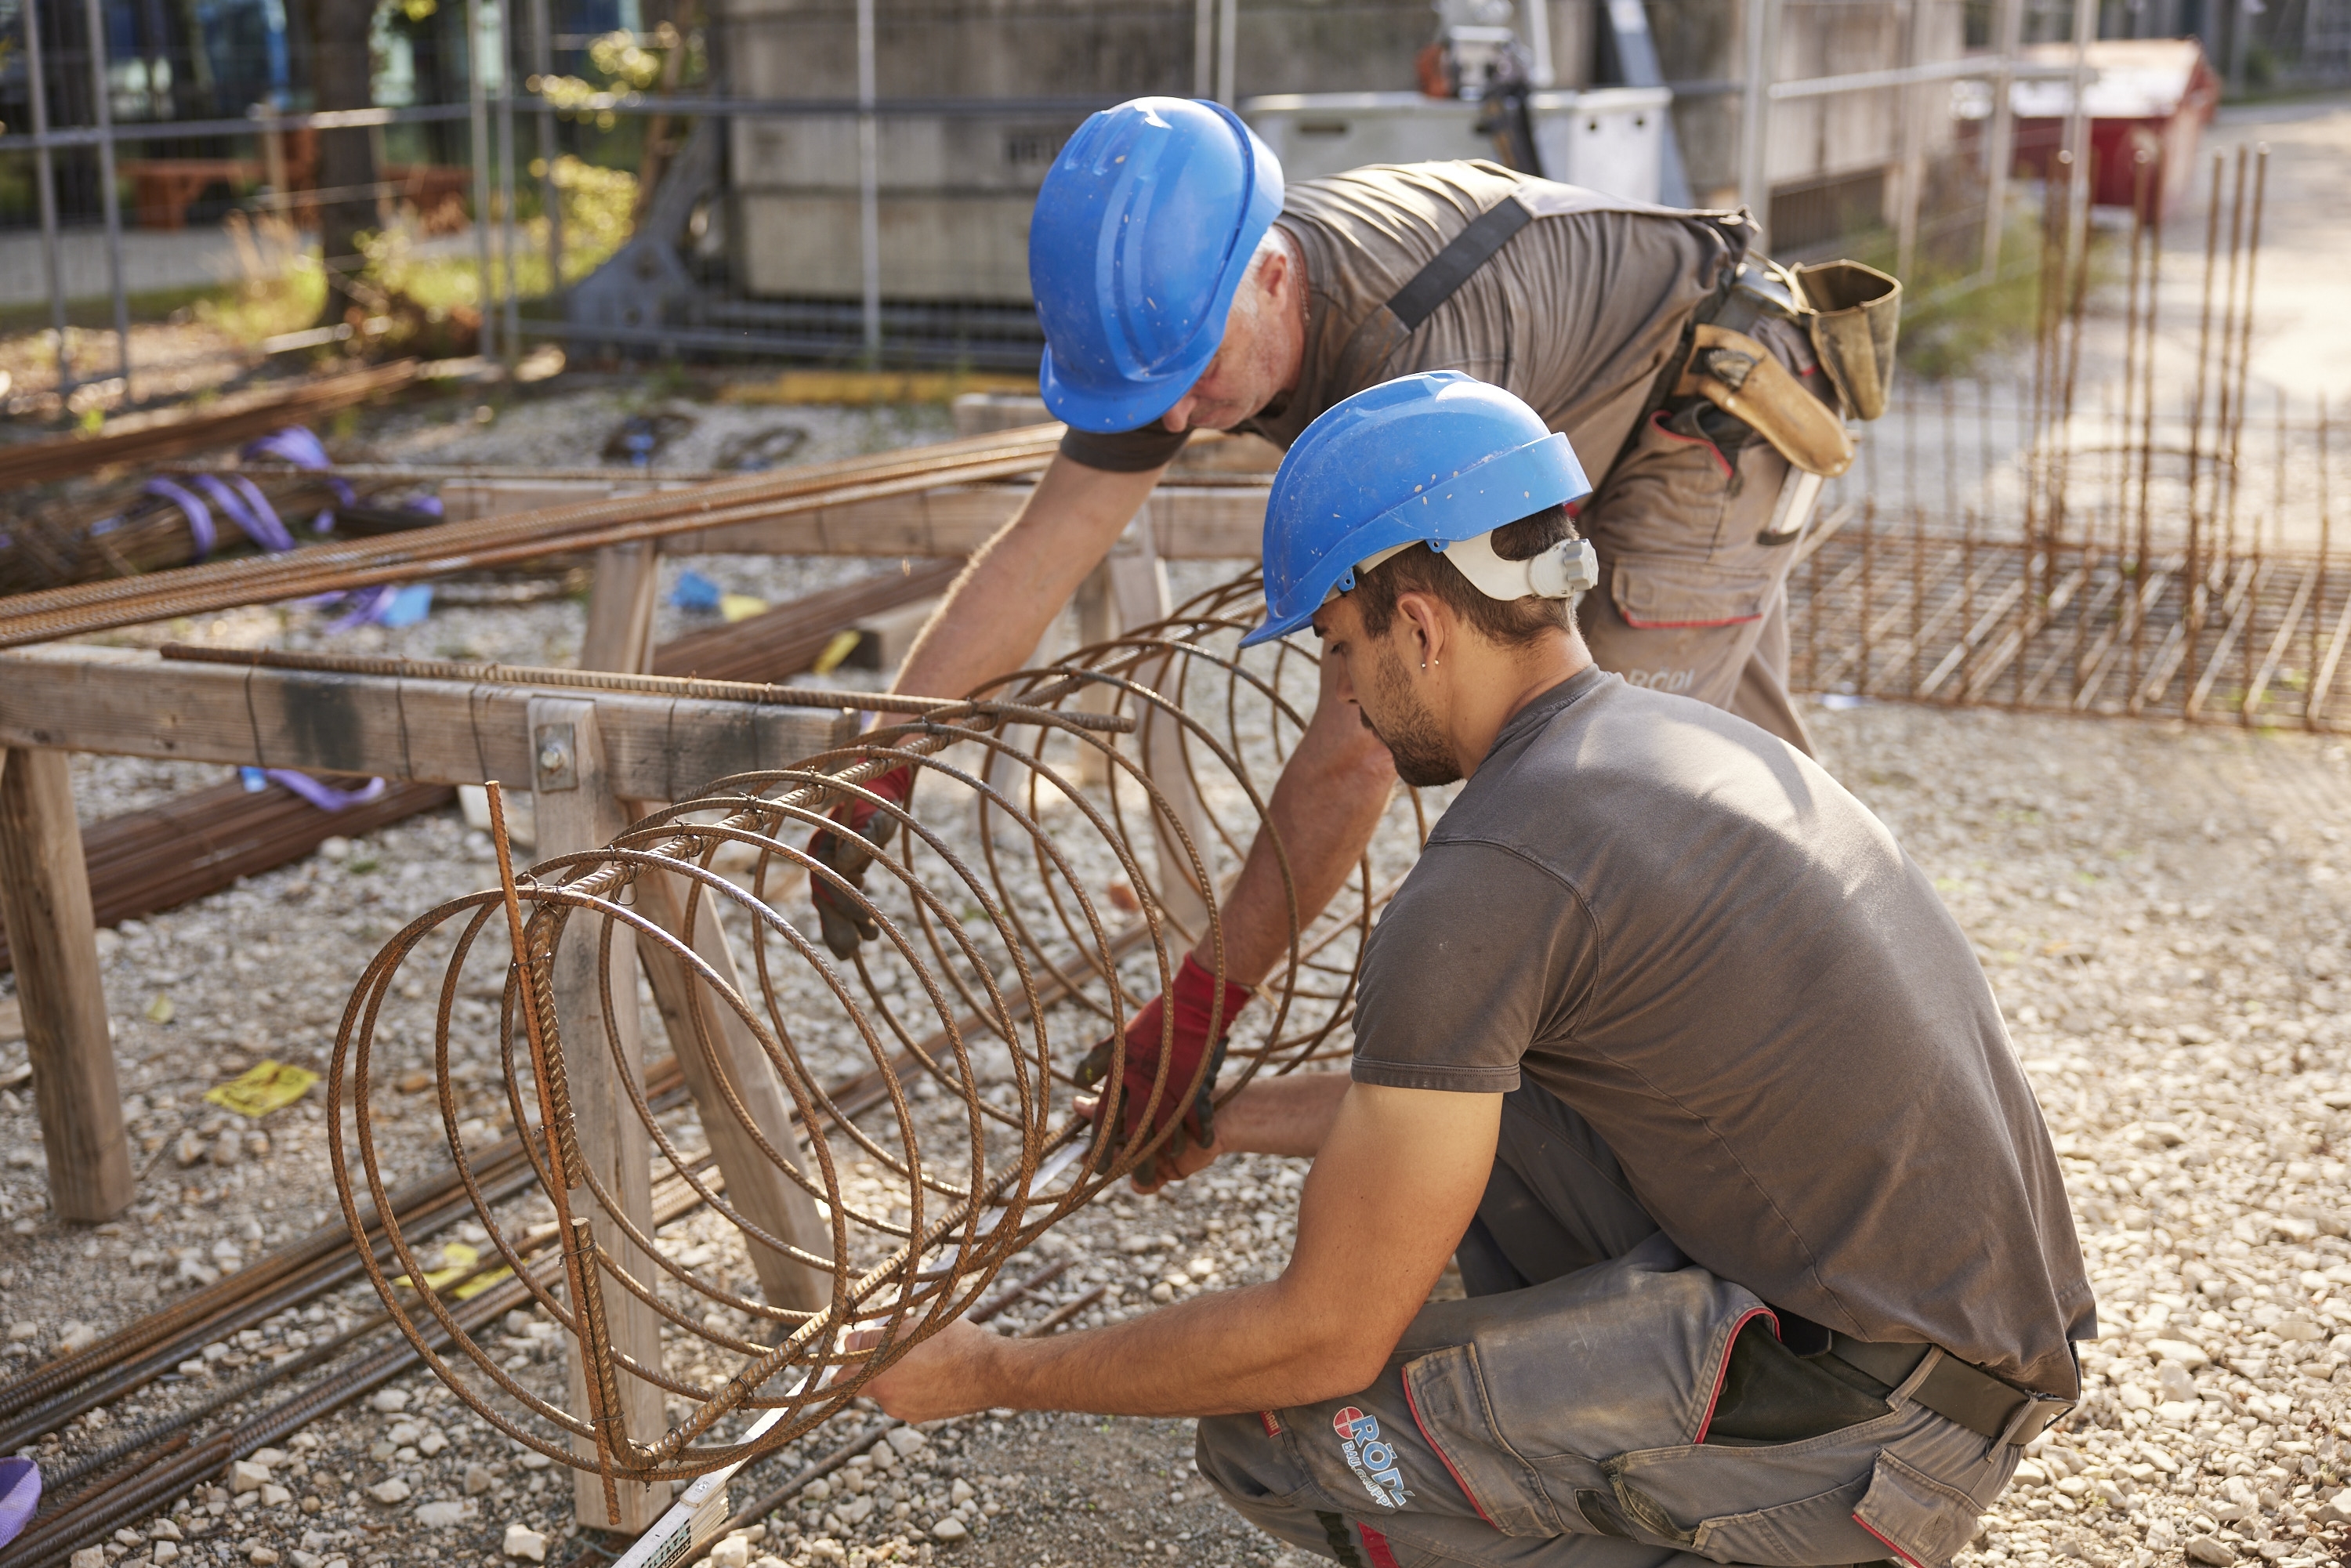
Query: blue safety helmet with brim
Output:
[[1031, 97, 1284, 435], [1241, 371, 1597, 649]]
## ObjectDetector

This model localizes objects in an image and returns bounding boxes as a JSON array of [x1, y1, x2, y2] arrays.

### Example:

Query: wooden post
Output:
[[0, 748, 132, 1222], [530, 698, 670, 1532], [579, 541, 661, 675], [580, 534, 836, 1315], [633, 871, 831, 1313], [1114, 506, 1216, 939]]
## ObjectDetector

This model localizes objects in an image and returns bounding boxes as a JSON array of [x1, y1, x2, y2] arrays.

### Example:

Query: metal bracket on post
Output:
[[529, 698, 671, 1533]]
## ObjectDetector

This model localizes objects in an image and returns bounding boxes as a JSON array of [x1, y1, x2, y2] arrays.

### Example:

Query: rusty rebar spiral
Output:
[[326, 571, 1434, 1494]]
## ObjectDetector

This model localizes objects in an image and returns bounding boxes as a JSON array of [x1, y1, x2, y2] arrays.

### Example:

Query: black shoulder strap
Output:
[[1330, 194, 1534, 393], [1386, 194, 1534, 331]]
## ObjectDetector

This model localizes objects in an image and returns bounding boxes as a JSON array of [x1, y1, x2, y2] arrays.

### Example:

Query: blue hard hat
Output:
[[1031, 98, 1284, 435], [1241, 371, 1595, 648]]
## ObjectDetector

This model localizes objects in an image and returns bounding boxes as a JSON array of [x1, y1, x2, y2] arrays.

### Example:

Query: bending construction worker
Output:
[[813, 96, 1899, 1184], [859, 372, 2093, 1568]]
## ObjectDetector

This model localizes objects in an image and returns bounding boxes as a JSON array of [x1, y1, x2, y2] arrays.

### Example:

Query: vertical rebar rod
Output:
[[1981, 0, 2023, 281], [2183, 152, 2226, 699], [1891, 0, 1926, 283], [1903, 372, 1918, 529], [2317, 393, 2333, 730], [467, 0, 497, 365], [531, 0, 563, 301], [2059, 0, 2096, 294], [2215, 145, 2250, 570], [1860, 502, 1875, 694], [856, 0, 882, 358], [1215, 0, 1237, 108], [1961, 506, 1978, 701], [1194, 0, 1215, 97], [1806, 527, 1823, 690], [1976, 378, 1993, 547], [2224, 146, 2269, 564], [498, 15, 522, 368], [22, 0, 73, 397], [82, 0, 131, 388], [1909, 505, 1924, 697], [1737, 0, 1775, 246], [2052, 147, 2094, 562], [2132, 151, 2162, 709], [1940, 380, 1957, 532]]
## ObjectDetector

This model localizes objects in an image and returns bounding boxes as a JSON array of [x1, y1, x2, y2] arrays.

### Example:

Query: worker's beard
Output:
[[1358, 641, 1461, 788]]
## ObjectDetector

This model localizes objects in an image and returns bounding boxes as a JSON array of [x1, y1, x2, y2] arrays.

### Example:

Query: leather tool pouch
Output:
[[1794, 260, 1902, 422], [1674, 324, 1855, 478]]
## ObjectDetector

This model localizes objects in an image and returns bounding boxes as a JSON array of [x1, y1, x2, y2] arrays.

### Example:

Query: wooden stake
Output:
[[0, 748, 132, 1221]]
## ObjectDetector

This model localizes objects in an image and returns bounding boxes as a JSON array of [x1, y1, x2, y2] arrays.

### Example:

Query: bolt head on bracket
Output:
[[534, 722, 580, 792]]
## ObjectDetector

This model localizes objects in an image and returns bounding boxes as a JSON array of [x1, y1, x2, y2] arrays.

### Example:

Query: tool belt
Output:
[[1823, 1332, 2075, 1447], [1670, 257, 1903, 480]]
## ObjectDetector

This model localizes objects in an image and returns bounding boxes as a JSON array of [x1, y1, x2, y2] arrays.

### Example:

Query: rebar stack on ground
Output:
[[1793, 143, 2351, 730], [325, 572, 1432, 1508], [0, 422, 1063, 648]]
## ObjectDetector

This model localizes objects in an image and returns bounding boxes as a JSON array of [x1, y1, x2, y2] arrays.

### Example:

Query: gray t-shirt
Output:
[[1061, 161, 1741, 474], [1352, 668, 2095, 1398]]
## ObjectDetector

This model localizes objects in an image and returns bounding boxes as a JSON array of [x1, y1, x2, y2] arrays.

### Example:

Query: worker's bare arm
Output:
[[1193, 654, 1400, 989], [1082, 1069, 1351, 1192], [859, 1083, 1498, 1422], [893, 453, 1168, 701], [1204, 1070, 1352, 1159]]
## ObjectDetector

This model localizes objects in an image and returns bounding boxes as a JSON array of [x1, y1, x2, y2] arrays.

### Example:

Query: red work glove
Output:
[[1075, 953, 1253, 1187], [806, 764, 913, 959]]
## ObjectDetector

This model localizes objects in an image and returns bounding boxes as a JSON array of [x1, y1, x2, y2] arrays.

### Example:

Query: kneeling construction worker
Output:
[[814, 95, 1900, 1189], [861, 373, 2092, 1568]]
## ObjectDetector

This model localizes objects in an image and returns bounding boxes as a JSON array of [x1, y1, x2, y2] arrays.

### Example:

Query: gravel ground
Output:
[[12, 375, 2351, 1568]]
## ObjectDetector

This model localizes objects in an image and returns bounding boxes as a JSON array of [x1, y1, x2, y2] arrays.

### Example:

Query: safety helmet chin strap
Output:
[[1326, 530, 1599, 609]]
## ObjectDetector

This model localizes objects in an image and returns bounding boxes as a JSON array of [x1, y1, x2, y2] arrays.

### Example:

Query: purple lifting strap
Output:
[[142, 477, 219, 560]]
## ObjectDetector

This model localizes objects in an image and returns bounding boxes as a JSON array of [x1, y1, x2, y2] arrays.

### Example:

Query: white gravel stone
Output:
[[502, 1523, 546, 1562], [368, 1389, 409, 1414], [929, 1518, 967, 1542], [226, 1460, 270, 1495], [414, 1500, 468, 1526], [883, 1426, 927, 1458], [364, 1478, 411, 1505], [70, 1550, 103, 1568]]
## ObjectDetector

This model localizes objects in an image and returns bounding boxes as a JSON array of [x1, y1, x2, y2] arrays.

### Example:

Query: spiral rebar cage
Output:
[[324, 572, 1438, 1504]]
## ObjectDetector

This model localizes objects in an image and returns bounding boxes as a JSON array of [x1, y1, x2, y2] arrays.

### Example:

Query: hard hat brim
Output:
[[1038, 338, 1221, 436]]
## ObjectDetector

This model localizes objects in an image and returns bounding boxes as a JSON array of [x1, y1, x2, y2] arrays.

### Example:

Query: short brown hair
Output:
[[1352, 505, 1577, 648]]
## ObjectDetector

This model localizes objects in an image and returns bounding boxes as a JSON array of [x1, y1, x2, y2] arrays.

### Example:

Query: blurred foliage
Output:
[[529, 24, 692, 129], [355, 154, 638, 318], [195, 212, 330, 342]]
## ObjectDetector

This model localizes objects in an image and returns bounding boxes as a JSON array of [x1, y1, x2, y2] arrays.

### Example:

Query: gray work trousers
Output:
[[1574, 315, 1825, 758], [1194, 1084, 2021, 1568]]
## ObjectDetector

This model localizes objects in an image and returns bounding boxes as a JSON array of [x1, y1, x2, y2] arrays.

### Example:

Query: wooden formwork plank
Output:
[[0, 647, 857, 794], [441, 481, 1270, 562]]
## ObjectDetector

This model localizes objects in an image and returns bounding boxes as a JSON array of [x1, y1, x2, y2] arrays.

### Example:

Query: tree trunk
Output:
[[307, 0, 379, 325]]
